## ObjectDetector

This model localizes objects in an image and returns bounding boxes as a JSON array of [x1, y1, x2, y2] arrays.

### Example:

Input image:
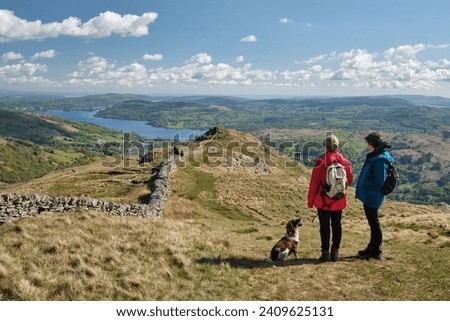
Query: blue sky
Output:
[[1, 0, 450, 97]]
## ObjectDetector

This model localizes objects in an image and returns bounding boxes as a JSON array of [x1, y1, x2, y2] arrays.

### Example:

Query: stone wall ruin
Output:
[[0, 157, 176, 223]]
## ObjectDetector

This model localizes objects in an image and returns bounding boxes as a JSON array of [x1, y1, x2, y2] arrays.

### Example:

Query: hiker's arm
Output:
[[373, 159, 388, 188], [307, 163, 321, 208], [346, 162, 353, 185]]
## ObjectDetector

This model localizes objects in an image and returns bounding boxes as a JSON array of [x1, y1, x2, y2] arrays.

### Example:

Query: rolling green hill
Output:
[[95, 100, 256, 130], [0, 109, 135, 184], [0, 93, 159, 112], [95, 96, 450, 134], [0, 109, 77, 145]]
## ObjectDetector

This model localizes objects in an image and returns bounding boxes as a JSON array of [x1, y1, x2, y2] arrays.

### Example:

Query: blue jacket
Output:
[[356, 144, 394, 209]]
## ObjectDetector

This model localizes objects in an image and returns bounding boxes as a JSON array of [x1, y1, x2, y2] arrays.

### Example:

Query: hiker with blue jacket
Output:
[[356, 132, 394, 260]]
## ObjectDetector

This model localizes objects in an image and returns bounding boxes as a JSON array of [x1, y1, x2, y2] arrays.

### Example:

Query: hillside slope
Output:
[[0, 127, 448, 300], [0, 109, 134, 184]]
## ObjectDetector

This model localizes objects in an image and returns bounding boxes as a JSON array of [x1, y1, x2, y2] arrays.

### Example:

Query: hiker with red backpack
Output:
[[307, 134, 353, 262]]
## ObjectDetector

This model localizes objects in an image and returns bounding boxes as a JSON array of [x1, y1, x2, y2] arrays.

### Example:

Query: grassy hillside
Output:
[[0, 128, 448, 300], [0, 109, 137, 184], [0, 93, 157, 111], [95, 100, 255, 130], [0, 139, 58, 183], [0, 109, 75, 145]]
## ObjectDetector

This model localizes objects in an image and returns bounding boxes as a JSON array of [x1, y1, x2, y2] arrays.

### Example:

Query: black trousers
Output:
[[318, 209, 342, 251], [363, 204, 383, 252]]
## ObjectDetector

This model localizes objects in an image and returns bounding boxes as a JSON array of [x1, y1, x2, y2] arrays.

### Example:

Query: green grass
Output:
[[175, 167, 216, 201], [46, 177, 136, 200], [48, 150, 84, 163], [173, 166, 254, 221]]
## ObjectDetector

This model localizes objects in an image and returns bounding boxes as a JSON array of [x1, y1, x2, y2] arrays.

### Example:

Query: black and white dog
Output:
[[270, 218, 302, 261]]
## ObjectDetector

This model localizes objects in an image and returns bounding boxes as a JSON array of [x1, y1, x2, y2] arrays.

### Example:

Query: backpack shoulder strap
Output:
[[369, 153, 394, 183]]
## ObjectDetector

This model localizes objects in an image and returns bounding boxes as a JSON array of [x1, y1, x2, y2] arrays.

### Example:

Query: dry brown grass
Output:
[[0, 128, 449, 301]]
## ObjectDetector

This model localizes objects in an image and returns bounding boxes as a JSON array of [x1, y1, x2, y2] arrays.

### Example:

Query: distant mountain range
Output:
[[1, 89, 450, 109], [382, 95, 450, 108]]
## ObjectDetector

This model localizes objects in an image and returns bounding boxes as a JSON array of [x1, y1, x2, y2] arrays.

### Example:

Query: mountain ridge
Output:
[[2, 91, 450, 111]]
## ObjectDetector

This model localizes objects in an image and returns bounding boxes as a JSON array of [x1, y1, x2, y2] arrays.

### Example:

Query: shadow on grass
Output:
[[196, 256, 316, 269], [196, 255, 363, 269]]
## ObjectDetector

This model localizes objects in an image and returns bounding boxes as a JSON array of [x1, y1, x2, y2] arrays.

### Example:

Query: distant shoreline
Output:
[[42, 110, 205, 140]]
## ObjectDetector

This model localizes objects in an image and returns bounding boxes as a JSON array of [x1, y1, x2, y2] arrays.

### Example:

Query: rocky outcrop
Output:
[[0, 157, 176, 223]]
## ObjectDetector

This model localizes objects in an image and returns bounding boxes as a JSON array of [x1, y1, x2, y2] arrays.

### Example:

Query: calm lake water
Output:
[[43, 110, 205, 140]]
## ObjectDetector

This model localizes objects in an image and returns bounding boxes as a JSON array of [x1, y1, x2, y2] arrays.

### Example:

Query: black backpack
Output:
[[380, 161, 398, 195], [369, 156, 398, 195]]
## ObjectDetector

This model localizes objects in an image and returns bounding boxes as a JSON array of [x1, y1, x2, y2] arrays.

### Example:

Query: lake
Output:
[[43, 110, 206, 140]]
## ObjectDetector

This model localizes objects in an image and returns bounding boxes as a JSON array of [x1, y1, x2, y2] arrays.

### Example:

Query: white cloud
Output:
[[280, 18, 291, 24], [0, 9, 158, 42], [384, 44, 428, 61], [291, 43, 450, 92], [68, 56, 113, 78], [4, 43, 450, 94], [0, 52, 59, 87], [2, 51, 23, 62], [315, 44, 450, 87], [186, 53, 212, 65], [64, 53, 278, 90], [240, 35, 257, 42], [342, 49, 375, 67], [67, 56, 152, 87], [299, 52, 337, 64], [280, 65, 322, 81], [0, 62, 47, 77], [143, 53, 163, 61], [31, 50, 56, 60], [191, 62, 273, 84]]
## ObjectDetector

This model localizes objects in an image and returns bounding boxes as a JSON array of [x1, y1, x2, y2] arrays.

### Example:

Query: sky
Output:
[[1, 0, 450, 97]]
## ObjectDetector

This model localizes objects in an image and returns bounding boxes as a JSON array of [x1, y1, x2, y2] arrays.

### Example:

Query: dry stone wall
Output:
[[0, 157, 176, 223]]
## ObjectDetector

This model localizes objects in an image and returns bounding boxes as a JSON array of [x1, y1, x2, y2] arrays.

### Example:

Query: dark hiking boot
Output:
[[331, 248, 339, 262], [357, 248, 382, 260], [370, 251, 382, 260], [319, 251, 330, 261], [357, 247, 371, 257]]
